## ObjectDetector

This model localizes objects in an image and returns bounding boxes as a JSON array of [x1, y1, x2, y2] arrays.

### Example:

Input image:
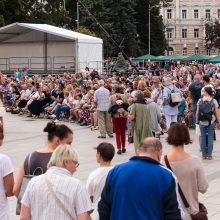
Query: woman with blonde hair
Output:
[[20, 145, 92, 220]]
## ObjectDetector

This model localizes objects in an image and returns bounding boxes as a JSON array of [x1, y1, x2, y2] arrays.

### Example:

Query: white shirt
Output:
[[0, 154, 14, 220], [86, 167, 112, 203], [94, 86, 110, 111], [22, 167, 92, 220], [86, 167, 112, 220]]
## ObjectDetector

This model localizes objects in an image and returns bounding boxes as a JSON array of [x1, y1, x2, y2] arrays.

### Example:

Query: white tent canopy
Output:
[[0, 23, 103, 73]]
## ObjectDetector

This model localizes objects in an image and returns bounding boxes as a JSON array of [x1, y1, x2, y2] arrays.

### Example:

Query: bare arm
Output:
[[13, 162, 25, 197], [196, 107, 199, 124], [20, 205, 31, 220], [4, 173, 14, 197], [77, 212, 91, 220]]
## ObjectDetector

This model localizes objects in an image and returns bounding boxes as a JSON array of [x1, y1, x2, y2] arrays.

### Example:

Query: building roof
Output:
[[0, 23, 103, 44]]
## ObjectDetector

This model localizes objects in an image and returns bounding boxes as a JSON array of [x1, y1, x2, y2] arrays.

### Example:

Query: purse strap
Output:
[[27, 153, 33, 175], [44, 175, 75, 220], [164, 155, 190, 209]]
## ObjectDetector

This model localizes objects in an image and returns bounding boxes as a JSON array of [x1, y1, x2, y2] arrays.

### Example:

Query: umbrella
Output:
[[183, 54, 210, 61], [208, 55, 220, 63], [133, 54, 157, 61]]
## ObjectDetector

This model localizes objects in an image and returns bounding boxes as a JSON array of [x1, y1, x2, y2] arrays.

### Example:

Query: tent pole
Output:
[[44, 33, 48, 74]]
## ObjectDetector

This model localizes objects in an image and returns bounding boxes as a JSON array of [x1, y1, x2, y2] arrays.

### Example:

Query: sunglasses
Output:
[[153, 82, 158, 84]]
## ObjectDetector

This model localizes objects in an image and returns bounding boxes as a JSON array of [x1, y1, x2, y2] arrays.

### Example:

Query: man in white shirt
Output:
[[86, 142, 115, 220], [94, 80, 113, 138]]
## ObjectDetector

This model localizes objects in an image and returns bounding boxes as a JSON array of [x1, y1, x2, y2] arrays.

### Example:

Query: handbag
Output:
[[164, 155, 208, 220], [16, 153, 43, 215], [44, 175, 75, 220]]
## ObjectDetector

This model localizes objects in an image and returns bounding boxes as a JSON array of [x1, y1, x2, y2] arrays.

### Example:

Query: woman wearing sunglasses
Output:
[[20, 144, 92, 220]]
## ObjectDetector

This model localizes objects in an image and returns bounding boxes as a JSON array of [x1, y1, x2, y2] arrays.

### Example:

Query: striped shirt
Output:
[[21, 167, 92, 220]]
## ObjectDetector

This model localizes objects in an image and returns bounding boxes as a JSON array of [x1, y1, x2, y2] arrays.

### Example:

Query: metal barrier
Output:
[[30, 57, 52, 71], [0, 56, 106, 74], [53, 56, 76, 72], [9, 57, 29, 71], [0, 58, 8, 73]]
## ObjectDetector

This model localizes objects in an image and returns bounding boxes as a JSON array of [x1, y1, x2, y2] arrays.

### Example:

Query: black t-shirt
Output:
[[189, 82, 203, 101], [24, 151, 52, 176]]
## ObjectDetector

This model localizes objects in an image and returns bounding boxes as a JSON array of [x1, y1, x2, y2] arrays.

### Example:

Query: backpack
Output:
[[168, 87, 182, 107], [198, 99, 214, 123], [192, 82, 203, 101]]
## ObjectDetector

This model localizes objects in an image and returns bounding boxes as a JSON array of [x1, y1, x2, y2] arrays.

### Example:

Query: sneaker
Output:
[[97, 136, 106, 139], [122, 148, 126, 153], [91, 126, 99, 131], [51, 114, 56, 118], [54, 119, 59, 123], [117, 149, 122, 155], [207, 156, 212, 160]]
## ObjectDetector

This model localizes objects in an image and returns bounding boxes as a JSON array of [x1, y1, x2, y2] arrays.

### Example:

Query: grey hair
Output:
[[47, 144, 79, 168], [139, 137, 162, 152], [135, 90, 145, 100]]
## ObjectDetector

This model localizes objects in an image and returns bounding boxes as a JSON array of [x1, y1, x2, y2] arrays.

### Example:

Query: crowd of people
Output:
[[0, 61, 219, 219]]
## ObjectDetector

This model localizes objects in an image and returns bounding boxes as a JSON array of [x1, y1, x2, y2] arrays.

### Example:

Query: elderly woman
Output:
[[20, 145, 92, 220], [128, 91, 152, 153]]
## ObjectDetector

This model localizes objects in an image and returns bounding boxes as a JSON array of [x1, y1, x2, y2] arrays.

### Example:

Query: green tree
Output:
[[115, 52, 128, 73], [135, 0, 167, 55], [205, 21, 220, 49]]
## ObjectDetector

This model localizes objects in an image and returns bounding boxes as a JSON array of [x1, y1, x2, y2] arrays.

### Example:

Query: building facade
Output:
[[160, 0, 220, 56]]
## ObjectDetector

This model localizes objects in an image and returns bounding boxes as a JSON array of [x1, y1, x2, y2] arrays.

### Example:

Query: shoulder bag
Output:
[[44, 174, 75, 220], [16, 153, 43, 215], [164, 155, 208, 220]]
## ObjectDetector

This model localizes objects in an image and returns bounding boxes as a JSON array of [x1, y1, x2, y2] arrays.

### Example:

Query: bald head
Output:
[[139, 137, 162, 152], [137, 137, 163, 161]]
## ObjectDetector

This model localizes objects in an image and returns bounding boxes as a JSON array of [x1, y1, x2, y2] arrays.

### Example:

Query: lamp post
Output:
[[76, 1, 80, 29], [63, 0, 66, 10]]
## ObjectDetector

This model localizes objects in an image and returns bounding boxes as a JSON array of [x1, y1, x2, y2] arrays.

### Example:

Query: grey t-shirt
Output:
[[197, 97, 218, 126]]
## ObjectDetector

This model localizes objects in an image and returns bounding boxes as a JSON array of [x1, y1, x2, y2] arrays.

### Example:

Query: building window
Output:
[[167, 29, 172, 39], [182, 29, 187, 38], [195, 47, 199, 55], [167, 9, 172, 19], [194, 29, 199, 38], [206, 48, 211, 56], [194, 9, 199, 19], [182, 48, 187, 56], [205, 9, 211, 21], [218, 9, 220, 18], [182, 10, 187, 19]]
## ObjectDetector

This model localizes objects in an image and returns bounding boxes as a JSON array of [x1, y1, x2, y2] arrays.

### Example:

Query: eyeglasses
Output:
[[153, 82, 157, 84], [72, 160, 80, 168]]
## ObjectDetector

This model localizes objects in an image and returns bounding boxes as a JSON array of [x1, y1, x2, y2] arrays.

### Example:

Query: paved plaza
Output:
[[1, 113, 220, 219]]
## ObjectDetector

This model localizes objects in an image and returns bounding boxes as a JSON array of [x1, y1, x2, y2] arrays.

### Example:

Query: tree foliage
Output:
[[205, 21, 220, 49], [0, 0, 167, 57]]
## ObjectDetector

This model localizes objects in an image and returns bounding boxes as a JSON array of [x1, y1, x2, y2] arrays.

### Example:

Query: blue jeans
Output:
[[54, 104, 70, 120], [191, 100, 198, 129], [165, 114, 177, 129], [200, 123, 215, 157]]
